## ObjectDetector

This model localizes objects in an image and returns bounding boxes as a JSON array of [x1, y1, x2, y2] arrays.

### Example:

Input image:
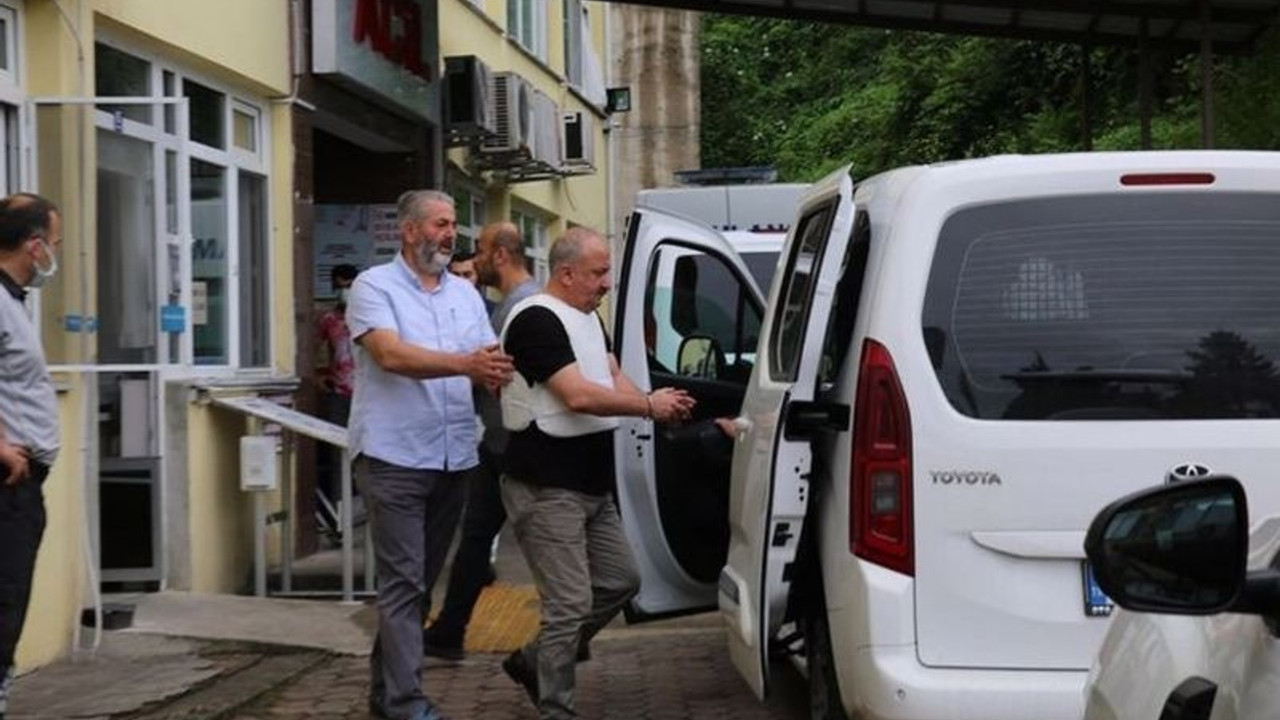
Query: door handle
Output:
[[784, 400, 850, 439], [731, 416, 751, 436]]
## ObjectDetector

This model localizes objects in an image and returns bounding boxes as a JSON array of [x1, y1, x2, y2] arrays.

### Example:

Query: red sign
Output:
[[352, 0, 430, 81]]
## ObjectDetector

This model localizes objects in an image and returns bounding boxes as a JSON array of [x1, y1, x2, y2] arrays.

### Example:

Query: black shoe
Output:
[[424, 635, 465, 661], [422, 625, 463, 661], [577, 641, 591, 663], [501, 650, 538, 704], [368, 696, 388, 718]]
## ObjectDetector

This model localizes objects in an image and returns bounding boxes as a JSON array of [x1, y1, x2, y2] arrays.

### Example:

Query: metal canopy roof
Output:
[[603, 1, 1280, 53]]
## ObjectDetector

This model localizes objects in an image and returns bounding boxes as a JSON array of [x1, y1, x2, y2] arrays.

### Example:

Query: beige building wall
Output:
[[440, 0, 611, 243], [16, 380, 89, 671], [608, 5, 701, 244], [15, 0, 294, 670]]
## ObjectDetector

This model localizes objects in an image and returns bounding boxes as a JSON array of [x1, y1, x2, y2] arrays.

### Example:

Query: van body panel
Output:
[[722, 167, 858, 697], [730, 151, 1280, 717], [839, 636, 1086, 720], [853, 153, 1280, 672], [613, 208, 769, 616]]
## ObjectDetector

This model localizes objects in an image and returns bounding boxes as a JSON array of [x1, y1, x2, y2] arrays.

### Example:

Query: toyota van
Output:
[[611, 151, 1280, 720]]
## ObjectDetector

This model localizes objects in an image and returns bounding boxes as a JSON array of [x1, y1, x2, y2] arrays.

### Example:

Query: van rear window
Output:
[[923, 192, 1280, 420]]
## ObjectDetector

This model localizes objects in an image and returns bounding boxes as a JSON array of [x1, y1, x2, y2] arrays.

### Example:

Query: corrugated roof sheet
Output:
[[604, 1, 1280, 52]]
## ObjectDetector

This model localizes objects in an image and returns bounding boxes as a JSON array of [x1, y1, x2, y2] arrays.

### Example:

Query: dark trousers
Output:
[[427, 448, 506, 644], [359, 456, 466, 719], [501, 477, 641, 720], [0, 462, 49, 698], [317, 392, 352, 503]]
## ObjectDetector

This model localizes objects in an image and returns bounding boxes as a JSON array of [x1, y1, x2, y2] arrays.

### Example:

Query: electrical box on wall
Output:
[[239, 436, 278, 492]]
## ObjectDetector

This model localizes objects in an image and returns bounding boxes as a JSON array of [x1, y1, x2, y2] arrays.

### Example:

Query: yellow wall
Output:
[[15, 380, 88, 671], [271, 105, 296, 374], [15, 0, 296, 670], [440, 0, 611, 236], [92, 0, 291, 95], [185, 404, 257, 592]]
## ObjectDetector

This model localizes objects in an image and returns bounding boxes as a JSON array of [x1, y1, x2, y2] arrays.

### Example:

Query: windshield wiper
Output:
[[1001, 368, 1194, 383]]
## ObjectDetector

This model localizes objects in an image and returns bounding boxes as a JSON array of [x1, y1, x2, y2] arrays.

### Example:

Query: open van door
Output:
[[612, 208, 770, 617], [719, 168, 857, 698]]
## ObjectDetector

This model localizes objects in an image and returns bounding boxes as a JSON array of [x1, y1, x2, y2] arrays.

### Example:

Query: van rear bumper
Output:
[[843, 644, 1086, 720]]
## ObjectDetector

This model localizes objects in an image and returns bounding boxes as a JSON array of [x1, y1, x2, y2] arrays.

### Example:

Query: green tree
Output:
[[701, 16, 1280, 181]]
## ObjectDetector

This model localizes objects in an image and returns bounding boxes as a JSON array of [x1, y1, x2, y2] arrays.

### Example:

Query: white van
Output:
[[611, 151, 1280, 720]]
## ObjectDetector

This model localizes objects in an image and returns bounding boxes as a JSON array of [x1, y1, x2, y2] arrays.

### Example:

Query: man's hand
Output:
[[713, 417, 737, 438], [1, 441, 30, 486], [648, 387, 696, 424], [465, 344, 515, 389]]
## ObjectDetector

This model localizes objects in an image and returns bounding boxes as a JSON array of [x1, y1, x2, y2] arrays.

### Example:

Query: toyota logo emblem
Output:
[[1167, 462, 1212, 483]]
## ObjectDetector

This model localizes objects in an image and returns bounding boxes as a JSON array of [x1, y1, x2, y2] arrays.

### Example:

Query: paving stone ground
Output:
[[228, 626, 808, 720]]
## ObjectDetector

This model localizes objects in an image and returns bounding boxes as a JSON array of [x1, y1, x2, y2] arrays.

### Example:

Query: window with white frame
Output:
[[507, 0, 548, 61], [0, 2, 20, 198], [512, 208, 549, 282], [563, 0, 584, 88], [450, 185, 486, 254], [0, 3, 16, 83], [92, 40, 272, 370]]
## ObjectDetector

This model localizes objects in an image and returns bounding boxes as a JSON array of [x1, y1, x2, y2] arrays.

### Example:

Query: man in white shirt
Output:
[[346, 189, 512, 720]]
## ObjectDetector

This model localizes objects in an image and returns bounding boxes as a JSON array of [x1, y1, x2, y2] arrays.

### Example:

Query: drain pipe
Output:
[[51, 0, 103, 655]]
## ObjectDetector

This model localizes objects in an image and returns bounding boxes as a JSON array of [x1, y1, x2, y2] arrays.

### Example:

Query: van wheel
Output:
[[805, 600, 849, 720]]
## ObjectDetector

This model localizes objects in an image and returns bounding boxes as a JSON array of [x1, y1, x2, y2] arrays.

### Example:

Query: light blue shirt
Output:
[[346, 253, 496, 471]]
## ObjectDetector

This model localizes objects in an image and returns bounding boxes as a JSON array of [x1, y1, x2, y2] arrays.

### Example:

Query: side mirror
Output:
[[678, 335, 724, 380], [1084, 476, 1248, 615]]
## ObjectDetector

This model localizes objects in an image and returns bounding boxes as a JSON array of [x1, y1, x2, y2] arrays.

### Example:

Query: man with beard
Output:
[[346, 190, 513, 720], [498, 227, 694, 719], [423, 221, 540, 660]]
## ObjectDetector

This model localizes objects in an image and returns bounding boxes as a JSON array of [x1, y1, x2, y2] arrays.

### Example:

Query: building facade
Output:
[[17, 0, 295, 670], [16, 0, 617, 672], [437, 0, 610, 268], [607, 4, 700, 245]]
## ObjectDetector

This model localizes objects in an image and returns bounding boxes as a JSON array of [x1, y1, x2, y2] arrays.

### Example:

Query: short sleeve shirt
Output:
[[317, 307, 354, 397], [502, 305, 615, 495], [0, 270, 59, 464], [346, 253, 497, 471]]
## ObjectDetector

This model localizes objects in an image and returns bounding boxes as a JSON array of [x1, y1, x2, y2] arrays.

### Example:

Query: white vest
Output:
[[500, 294, 620, 438]]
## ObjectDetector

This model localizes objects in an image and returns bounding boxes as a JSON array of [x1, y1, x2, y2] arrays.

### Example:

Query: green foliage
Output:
[[701, 17, 1280, 181]]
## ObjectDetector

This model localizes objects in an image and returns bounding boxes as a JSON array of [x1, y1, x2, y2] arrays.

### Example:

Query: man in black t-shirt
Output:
[[498, 227, 693, 720]]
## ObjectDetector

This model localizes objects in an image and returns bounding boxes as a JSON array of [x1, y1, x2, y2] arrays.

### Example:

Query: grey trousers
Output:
[[359, 456, 467, 720], [501, 476, 641, 720]]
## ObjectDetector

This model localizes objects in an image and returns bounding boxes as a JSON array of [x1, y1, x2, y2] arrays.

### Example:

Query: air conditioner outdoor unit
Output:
[[528, 88, 561, 170], [560, 111, 595, 171], [444, 55, 495, 145], [482, 71, 533, 157]]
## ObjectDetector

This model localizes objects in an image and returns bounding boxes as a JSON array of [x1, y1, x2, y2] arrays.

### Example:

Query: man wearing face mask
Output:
[[315, 263, 359, 511], [346, 189, 514, 720], [0, 193, 61, 720]]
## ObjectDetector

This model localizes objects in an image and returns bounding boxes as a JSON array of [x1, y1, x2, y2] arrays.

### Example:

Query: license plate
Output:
[[1082, 562, 1114, 617]]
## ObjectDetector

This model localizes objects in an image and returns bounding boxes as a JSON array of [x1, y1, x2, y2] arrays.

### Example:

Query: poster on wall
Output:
[[313, 204, 400, 299]]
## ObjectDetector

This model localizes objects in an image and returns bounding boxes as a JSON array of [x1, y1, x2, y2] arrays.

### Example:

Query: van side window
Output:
[[818, 210, 871, 389], [646, 243, 762, 384], [770, 203, 837, 382]]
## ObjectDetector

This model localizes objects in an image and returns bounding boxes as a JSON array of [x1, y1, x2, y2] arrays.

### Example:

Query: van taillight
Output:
[[850, 340, 914, 576]]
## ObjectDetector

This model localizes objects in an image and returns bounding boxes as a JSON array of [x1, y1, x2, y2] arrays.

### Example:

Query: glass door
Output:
[[29, 93, 188, 587]]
